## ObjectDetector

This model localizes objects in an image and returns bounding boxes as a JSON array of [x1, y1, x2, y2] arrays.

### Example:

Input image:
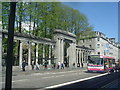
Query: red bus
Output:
[[87, 55, 115, 72]]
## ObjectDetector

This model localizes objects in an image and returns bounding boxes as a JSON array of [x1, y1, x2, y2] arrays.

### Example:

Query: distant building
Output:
[[78, 31, 119, 62]]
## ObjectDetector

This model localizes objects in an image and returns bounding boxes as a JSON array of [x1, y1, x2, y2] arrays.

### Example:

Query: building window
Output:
[[98, 52, 100, 55], [106, 43, 109, 48], [97, 44, 100, 48]]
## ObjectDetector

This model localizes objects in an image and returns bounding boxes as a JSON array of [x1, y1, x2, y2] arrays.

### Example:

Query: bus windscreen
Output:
[[88, 56, 103, 65]]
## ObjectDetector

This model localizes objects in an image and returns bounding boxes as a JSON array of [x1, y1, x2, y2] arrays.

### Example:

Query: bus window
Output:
[[101, 58, 104, 65], [97, 60, 101, 65], [109, 59, 113, 68]]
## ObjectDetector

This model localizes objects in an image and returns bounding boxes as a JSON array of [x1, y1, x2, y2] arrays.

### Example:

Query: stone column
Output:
[[84, 50, 86, 67], [58, 38, 61, 62], [68, 43, 72, 67], [0, 28, 2, 89], [82, 50, 84, 63], [48, 45, 51, 65], [19, 41, 23, 67], [0, 33, 1, 51], [79, 49, 81, 64], [69, 42, 76, 68], [28, 42, 31, 66], [36, 43, 38, 65], [52, 45, 55, 64], [76, 49, 78, 64], [73, 42, 76, 67], [42, 44, 45, 64], [84, 50, 86, 63], [61, 39, 64, 63], [83, 50, 85, 62], [86, 51, 88, 63], [78, 50, 80, 64]]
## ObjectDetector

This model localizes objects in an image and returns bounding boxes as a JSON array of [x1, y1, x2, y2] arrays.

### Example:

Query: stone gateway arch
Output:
[[1, 29, 93, 70], [54, 30, 76, 68]]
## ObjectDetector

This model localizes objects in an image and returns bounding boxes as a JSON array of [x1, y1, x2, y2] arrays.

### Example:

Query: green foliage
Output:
[[2, 2, 95, 61], [2, 2, 10, 29], [2, 2, 94, 39]]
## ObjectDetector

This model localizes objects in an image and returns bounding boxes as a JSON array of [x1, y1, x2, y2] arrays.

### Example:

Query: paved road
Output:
[[5, 68, 100, 89], [1, 68, 119, 89], [52, 72, 120, 89]]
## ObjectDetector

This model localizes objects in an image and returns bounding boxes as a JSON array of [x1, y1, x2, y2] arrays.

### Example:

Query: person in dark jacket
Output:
[[81, 63, 83, 68], [22, 60, 26, 71]]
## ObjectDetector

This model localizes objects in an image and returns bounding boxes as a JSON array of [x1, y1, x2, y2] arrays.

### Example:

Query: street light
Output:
[[5, 2, 16, 90]]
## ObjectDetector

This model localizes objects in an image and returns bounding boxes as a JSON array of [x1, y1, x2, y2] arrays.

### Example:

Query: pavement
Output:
[[2, 66, 120, 89], [12, 67, 87, 76]]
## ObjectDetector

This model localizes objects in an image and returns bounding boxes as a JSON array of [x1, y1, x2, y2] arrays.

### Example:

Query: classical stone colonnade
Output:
[[76, 46, 92, 67], [19, 41, 55, 68], [2, 29, 93, 69]]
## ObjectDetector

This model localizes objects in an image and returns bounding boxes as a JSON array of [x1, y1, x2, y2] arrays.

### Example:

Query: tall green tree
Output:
[[2, 2, 10, 30], [2, 2, 95, 62]]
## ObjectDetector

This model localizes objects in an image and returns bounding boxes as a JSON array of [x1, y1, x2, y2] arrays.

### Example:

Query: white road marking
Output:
[[45, 73, 108, 89]]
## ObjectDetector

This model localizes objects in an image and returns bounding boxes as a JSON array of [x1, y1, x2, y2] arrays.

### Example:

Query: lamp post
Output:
[[5, 2, 16, 90]]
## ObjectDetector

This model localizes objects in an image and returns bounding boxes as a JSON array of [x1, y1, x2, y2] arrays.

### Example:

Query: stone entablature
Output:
[[1, 29, 94, 69], [2, 30, 56, 45], [54, 29, 76, 39]]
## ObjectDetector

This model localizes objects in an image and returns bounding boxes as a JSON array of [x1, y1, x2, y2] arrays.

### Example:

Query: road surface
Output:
[[1, 68, 120, 89]]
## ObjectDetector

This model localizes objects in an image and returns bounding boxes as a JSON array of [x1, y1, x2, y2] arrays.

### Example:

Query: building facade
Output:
[[78, 31, 119, 61]]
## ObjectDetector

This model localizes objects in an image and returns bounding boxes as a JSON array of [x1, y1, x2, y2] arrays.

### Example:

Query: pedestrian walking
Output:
[[58, 61, 61, 69], [22, 60, 26, 71], [73, 63, 75, 68], [36, 61, 40, 70], [57, 64, 59, 69], [81, 63, 83, 68], [44, 61, 48, 69], [61, 63, 64, 69], [31, 60, 35, 70], [77, 63, 80, 67], [53, 63, 56, 69]]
